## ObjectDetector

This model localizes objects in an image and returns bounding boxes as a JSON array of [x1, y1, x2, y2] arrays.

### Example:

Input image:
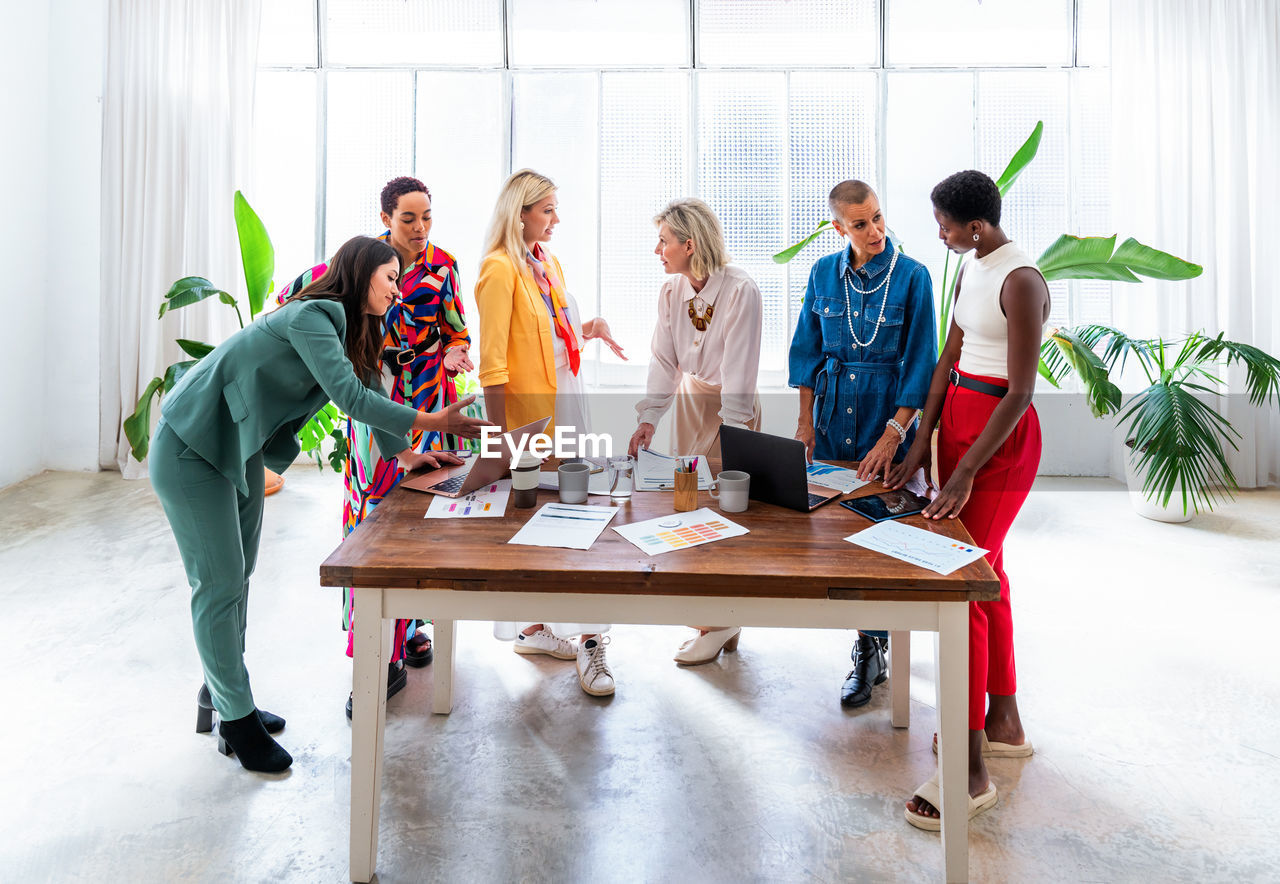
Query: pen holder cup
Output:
[[673, 470, 699, 512]]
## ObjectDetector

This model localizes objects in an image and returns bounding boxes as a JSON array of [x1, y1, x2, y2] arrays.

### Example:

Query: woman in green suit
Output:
[[149, 236, 491, 773]]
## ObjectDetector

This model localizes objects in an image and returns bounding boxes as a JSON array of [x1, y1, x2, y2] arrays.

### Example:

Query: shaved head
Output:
[[829, 180, 876, 216]]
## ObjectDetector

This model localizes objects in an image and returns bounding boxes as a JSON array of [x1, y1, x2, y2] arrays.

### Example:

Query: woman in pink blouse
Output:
[[627, 198, 763, 665]]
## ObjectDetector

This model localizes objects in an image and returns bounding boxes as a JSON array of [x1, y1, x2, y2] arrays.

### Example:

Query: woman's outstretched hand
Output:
[[432, 395, 496, 439], [442, 346, 474, 373], [920, 468, 972, 520], [628, 422, 655, 458], [582, 317, 628, 360], [886, 439, 930, 490], [398, 449, 465, 473]]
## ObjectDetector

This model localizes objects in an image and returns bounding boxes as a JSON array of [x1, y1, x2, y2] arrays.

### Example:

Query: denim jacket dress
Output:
[[788, 238, 937, 462]]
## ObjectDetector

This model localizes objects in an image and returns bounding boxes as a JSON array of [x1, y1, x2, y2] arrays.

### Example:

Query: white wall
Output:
[[45, 0, 105, 472], [0, 1, 52, 487], [0, 0, 103, 488]]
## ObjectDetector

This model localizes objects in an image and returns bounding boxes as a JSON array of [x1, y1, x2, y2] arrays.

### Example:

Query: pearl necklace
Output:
[[843, 246, 899, 349]]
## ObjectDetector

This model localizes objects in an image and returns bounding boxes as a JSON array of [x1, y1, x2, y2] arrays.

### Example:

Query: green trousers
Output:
[[150, 420, 265, 720]]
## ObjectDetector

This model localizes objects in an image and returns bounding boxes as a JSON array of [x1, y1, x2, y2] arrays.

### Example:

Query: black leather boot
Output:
[[840, 633, 887, 708], [217, 712, 293, 773], [197, 684, 285, 734], [345, 660, 409, 721]]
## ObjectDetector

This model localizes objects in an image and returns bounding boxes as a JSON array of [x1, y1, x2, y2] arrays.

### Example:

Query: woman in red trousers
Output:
[[888, 170, 1049, 830]]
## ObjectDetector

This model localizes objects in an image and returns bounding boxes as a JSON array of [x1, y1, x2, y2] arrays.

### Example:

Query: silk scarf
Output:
[[525, 243, 580, 376]]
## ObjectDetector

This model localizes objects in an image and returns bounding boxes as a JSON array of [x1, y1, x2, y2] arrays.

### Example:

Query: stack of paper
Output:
[[613, 507, 748, 556], [635, 448, 713, 491], [508, 502, 619, 550], [805, 462, 870, 494], [845, 521, 988, 575], [423, 480, 510, 518]]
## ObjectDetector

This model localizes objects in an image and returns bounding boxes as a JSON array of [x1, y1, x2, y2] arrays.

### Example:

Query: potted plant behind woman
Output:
[[1042, 325, 1280, 520]]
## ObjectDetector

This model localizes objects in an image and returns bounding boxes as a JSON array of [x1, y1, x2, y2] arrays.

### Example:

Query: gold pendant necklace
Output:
[[687, 297, 714, 331]]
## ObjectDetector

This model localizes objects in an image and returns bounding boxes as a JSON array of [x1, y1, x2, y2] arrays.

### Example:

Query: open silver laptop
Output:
[[401, 416, 551, 498]]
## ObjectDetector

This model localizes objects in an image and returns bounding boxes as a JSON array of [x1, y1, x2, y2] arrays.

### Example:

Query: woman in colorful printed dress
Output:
[[279, 176, 474, 719], [475, 168, 627, 698]]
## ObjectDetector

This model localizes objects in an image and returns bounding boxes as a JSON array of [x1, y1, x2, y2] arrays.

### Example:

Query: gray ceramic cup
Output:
[[557, 462, 591, 504], [709, 470, 750, 513]]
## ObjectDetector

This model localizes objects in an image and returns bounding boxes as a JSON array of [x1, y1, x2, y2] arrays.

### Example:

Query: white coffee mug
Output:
[[510, 453, 541, 491], [708, 470, 750, 513]]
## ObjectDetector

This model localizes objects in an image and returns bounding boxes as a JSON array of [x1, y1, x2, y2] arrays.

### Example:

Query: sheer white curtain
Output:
[[99, 0, 262, 476], [1110, 0, 1280, 486]]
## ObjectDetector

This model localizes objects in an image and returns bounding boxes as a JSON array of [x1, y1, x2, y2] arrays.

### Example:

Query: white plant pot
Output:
[[1122, 444, 1193, 523]]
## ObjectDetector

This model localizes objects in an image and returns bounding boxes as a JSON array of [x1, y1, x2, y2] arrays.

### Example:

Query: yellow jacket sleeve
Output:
[[475, 253, 516, 387]]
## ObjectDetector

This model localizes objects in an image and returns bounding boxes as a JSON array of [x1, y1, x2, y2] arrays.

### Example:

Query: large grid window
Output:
[[252, 0, 1111, 387]]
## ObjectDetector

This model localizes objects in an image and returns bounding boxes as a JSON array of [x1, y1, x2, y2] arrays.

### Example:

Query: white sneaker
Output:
[[513, 628, 577, 660], [576, 636, 615, 696]]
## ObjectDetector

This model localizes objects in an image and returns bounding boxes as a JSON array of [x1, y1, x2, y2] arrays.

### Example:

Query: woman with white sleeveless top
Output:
[[888, 170, 1049, 830]]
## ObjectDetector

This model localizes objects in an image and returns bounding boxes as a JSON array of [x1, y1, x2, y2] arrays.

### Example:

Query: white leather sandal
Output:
[[673, 627, 742, 665]]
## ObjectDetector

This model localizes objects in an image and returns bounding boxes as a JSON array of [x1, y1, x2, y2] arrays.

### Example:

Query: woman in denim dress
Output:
[[788, 179, 936, 709]]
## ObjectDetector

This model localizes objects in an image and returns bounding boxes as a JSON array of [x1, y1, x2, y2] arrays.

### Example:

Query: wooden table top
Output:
[[320, 462, 999, 602]]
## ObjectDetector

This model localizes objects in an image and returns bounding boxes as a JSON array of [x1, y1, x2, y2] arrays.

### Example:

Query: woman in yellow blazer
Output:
[[474, 168, 625, 697], [150, 236, 491, 772]]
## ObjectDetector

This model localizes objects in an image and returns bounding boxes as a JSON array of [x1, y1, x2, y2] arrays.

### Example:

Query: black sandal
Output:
[[404, 629, 433, 668]]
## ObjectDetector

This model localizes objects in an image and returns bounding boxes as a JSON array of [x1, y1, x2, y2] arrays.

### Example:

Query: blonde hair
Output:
[[484, 168, 558, 267], [653, 198, 729, 280]]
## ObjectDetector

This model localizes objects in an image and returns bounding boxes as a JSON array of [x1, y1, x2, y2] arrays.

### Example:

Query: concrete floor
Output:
[[2, 469, 1278, 883]]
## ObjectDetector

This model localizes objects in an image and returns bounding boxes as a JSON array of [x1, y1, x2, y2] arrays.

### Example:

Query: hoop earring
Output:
[[972, 233, 980, 242]]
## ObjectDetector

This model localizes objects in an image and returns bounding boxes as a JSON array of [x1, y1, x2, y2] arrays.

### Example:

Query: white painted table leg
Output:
[[350, 588, 391, 883], [890, 629, 910, 728], [432, 618, 456, 715], [936, 602, 970, 883]]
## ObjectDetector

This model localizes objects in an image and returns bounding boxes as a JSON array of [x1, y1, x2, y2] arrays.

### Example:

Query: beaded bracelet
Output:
[[886, 418, 908, 443]]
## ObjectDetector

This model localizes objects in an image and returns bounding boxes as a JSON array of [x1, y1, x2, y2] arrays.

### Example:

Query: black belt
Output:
[[949, 367, 1007, 398], [382, 327, 441, 368]]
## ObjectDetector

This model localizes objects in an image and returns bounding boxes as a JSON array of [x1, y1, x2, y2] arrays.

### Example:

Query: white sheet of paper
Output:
[[612, 507, 748, 556], [635, 448, 713, 491], [805, 462, 870, 494], [508, 502, 618, 550], [536, 470, 613, 496], [423, 479, 510, 518], [844, 520, 989, 576]]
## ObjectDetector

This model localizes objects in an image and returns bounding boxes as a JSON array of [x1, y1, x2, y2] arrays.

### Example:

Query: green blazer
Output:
[[161, 298, 416, 496]]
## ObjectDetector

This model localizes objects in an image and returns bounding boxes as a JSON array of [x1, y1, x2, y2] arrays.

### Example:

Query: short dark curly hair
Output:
[[930, 170, 1001, 227], [380, 176, 431, 215]]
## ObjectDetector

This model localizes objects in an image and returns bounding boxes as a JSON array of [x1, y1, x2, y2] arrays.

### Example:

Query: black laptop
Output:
[[719, 425, 844, 512]]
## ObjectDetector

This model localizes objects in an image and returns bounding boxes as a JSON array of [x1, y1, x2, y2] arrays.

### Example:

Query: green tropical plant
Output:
[[1042, 326, 1280, 514], [124, 191, 344, 471]]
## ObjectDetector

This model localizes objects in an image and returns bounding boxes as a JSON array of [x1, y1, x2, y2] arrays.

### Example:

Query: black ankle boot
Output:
[[217, 713, 293, 773], [840, 633, 888, 708], [197, 685, 286, 735]]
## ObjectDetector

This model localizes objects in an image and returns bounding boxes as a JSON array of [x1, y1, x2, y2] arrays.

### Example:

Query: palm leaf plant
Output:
[[124, 191, 345, 471], [1042, 327, 1280, 514]]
